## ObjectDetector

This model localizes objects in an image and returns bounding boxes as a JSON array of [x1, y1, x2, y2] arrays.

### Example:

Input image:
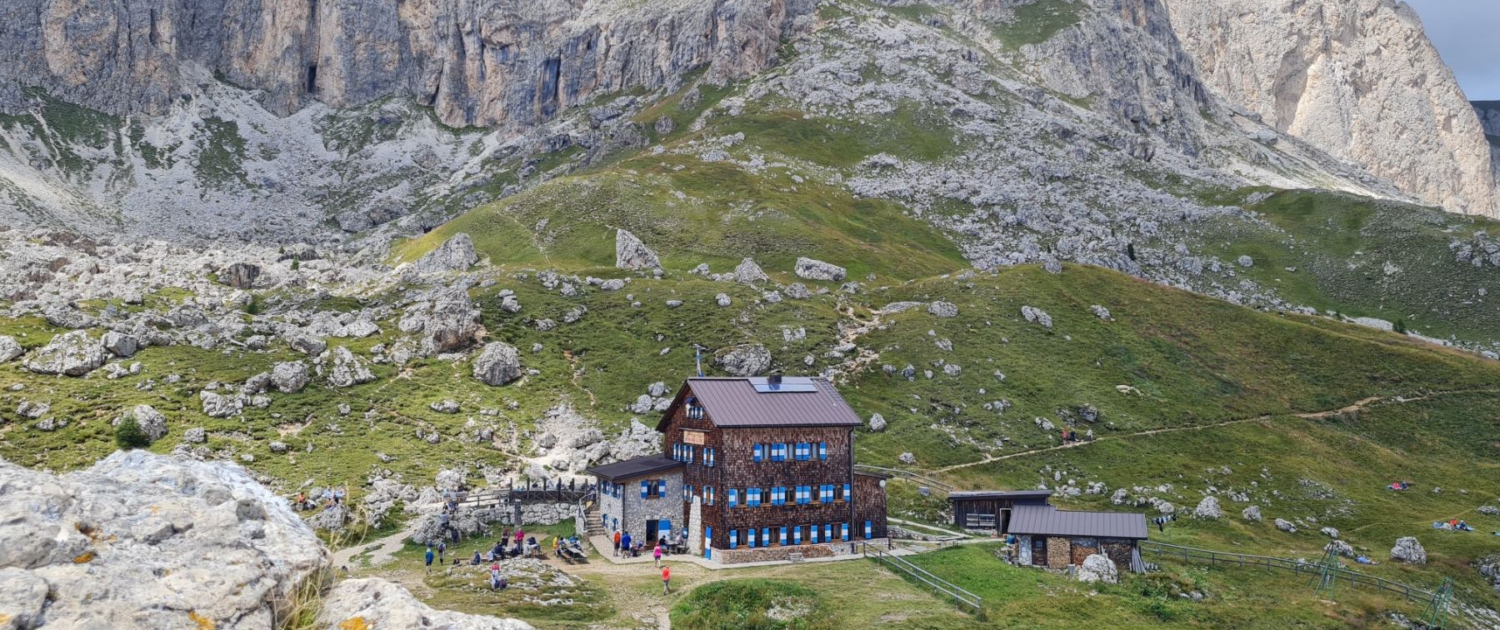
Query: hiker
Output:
[[653, 542, 663, 568], [489, 562, 504, 591], [439, 541, 449, 563], [621, 532, 633, 558], [1458, 520, 1473, 532], [424, 546, 434, 574], [491, 540, 506, 561], [514, 529, 525, 547], [553, 537, 561, 556], [471, 550, 482, 565], [334, 488, 345, 505], [613, 531, 622, 557], [661, 565, 671, 595]]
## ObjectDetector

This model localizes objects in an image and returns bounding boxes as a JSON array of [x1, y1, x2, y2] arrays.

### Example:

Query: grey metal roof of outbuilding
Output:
[[660, 377, 864, 429], [1008, 505, 1149, 540], [948, 490, 1054, 501], [585, 455, 683, 482]]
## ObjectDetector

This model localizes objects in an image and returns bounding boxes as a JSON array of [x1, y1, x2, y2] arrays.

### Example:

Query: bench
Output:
[[788, 553, 805, 563]]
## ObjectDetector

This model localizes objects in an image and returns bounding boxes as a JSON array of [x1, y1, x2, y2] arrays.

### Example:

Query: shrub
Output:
[[114, 416, 151, 449]]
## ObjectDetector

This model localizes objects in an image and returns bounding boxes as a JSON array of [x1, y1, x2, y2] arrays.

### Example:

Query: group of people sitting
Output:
[[1388, 481, 1412, 491], [290, 487, 344, 511], [1060, 428, 1093, 444], [611, 529, 689, 558], [1433, 518, 1475, 532]]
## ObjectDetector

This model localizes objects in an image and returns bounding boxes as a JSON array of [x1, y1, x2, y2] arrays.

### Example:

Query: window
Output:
[[762, 527, 771, 547], [864, 521, 873, 539], [753, 444, 764, 463], [818, 442, 828, 461], [842, 483, 851, 502], [795, 442, 812, 461], [796, 485, 811, 505], [687, 398, 705, 420], [771, 486, 785, 506], [729, 529, 739, 549], [793, 526, 802, 545], [824, 524, 834, 542], [747, 487, 762, 508], [728, 488, 739, 508], [820, 484, 834, 504], [684, 484, 693, 502], [810, 524, 820, 544], [779, 526, 789, 546], [841, 523, 850, 542], [748, 528, 757, 548], [642, 480, 664, 499], [772, 443, 787, 462], [685, 445, 695, 464], [705, 448, 716, 468]]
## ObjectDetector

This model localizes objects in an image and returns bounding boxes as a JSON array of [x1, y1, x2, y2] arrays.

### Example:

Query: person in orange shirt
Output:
[[613, 531, 622, 557], [661, 565, 671, 595]]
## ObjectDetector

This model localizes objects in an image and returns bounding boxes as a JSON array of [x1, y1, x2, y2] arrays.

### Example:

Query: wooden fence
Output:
[[1140, 541, 1437, 604], [854, 465, 956, 494], [863, 543, 983, 613]]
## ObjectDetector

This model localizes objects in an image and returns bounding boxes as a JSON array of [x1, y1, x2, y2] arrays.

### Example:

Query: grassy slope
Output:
[[1194, 189, 1500, 344]]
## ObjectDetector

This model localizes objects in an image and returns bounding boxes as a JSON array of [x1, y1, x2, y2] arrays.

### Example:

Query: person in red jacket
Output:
[[661, 565, 671, 595]]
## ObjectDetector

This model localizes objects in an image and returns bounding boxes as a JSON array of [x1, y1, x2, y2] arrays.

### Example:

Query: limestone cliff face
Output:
[[1161, 0, 1498, 218], [0, 0, 802, 130]]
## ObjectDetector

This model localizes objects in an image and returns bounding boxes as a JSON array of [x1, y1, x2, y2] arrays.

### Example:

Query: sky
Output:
[[1403, 0, 1500, 101]]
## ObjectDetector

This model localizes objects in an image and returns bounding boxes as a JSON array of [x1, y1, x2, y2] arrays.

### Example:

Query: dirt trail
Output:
[[934, 389, 1499, 474], [332, 519, 423, 570]]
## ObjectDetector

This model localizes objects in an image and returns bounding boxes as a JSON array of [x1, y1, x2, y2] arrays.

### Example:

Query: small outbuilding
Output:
[[947, 490, 1053, 531], [1009, 505, 1148, 573]]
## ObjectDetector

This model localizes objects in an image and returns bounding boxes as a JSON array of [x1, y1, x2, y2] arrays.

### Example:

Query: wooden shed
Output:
[[1008, 505, 1149, 573], [947, 490, 1053, 532]]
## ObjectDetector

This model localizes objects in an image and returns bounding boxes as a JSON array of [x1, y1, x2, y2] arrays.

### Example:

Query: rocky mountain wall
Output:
[[0, 0, 808, 130], [1162, 0, 1499, 218]]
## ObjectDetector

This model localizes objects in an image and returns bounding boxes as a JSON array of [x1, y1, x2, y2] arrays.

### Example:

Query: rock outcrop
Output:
[[717, 344, 771, 376], [1163, 0, 1499, 217], [614, 229, 661, 270], [1391, 536, 1427, 564], [24, 330, 107, 377], [317, 578, 534, 630], [0, 451, 328, 629], [412, 233, 479, 276], [0, 0, 806, 131], [473, 342, 523, 386]]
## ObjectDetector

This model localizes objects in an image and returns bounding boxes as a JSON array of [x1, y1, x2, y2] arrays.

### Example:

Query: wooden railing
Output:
[[1140, 541, 1436, 604], [863, 543, 983, 613], [854, 465, 956, 494]]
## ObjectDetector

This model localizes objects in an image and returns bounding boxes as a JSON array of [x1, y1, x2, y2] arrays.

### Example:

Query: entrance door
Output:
[[1031, 537, 1047, 566], [646, 519, 659, 543]]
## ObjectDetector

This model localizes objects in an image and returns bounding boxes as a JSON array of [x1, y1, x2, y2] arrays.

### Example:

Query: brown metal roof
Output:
[[668, 377, 864, 429], [948, 490, 1054, 501], [585, 455, 683, 482], [1008, 505, 1149, 540]]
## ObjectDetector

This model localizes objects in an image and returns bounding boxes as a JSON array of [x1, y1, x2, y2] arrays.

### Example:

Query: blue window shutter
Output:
[[641, 481, 649, 498], [794, 526, 801, 544], [730, 530, 737, 549], [763, 528, 770, 546], [753, 444, 763, 463], [819, 442, 828, 460], [729, 488, 738, 508], [844, 483, 851, 501], [748, 529, 755, 548], [842, 523, 850, 542], [780, 527, 788, 545], [865, 521, 872, 538], [705, 527, 712, 558]]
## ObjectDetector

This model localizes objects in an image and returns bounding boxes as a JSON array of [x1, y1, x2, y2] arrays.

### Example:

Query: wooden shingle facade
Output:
[[591, 376, 888, 564]]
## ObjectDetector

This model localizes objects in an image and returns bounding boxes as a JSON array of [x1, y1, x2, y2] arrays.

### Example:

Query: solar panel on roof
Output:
[[749, 376, 817, 393]]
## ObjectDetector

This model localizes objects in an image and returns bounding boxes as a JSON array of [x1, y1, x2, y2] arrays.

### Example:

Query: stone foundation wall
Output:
[[708, 539, 888, 565], [1100, 540, 1135, 571]]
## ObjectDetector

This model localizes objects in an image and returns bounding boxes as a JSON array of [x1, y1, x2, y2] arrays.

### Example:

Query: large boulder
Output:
[[0, 451, 328, 629], [412, 286, 484, 355], [287, 332, 327, 356], [614, 229, 661, 270], [271, 361, 310, 393], [123, 404, 168, 441], [101, 331, 140, 358], [1077, 553, 1119, 584], [1391, 537, 1426, 565], [734, 258, 770, 284], [473, 342, 523, 386], [1241, 505, 1262, 522], [717, 344, 771, 376], [317, 578, 534, 630], [200, 391, 243, 418], [222, 262, 261, 289], [24, 330, 108, 376], [0, 335, 23, 363], [928, 301, 959, 318], [794, 257, 847, 282], [412, 233, 479, 275], [1193, 496, 1222, 519], [322, 347, 376, 388]]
